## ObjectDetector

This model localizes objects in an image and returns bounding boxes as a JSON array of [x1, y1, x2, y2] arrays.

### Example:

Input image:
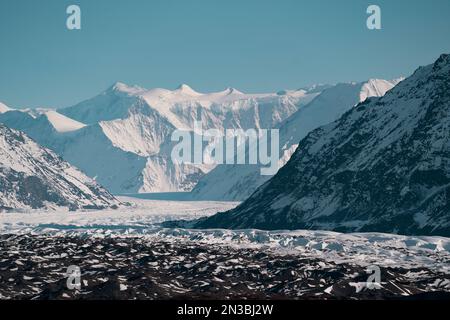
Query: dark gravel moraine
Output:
[[0, 233, 449, 300]]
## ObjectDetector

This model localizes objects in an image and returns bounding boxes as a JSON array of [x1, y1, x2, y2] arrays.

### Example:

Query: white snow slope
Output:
[[43, 110, 86, 133]]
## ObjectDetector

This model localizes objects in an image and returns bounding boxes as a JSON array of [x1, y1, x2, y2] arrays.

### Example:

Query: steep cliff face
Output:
[[197, 54, 450, 237], [0, 124, 120, 211]]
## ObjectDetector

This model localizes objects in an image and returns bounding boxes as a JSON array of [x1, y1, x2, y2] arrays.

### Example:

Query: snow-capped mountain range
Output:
[[0, 83, 321, 193], [0, 124, 120, 211], [0, 79, 401, 196], [191, 79, 401, 200], [196, 54, 450, 237]]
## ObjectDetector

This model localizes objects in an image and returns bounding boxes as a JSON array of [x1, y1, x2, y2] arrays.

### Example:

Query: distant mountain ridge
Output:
[[196, 54, 450, 237]]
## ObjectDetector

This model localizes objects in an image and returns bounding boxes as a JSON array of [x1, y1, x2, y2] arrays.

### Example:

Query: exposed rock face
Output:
[[0, 124, 120, 211], [197, 54, 450, 237]]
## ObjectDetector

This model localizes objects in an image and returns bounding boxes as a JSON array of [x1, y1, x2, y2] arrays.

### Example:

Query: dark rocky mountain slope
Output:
[[196, 54, 450, 237], [0, 124, 120, 211]]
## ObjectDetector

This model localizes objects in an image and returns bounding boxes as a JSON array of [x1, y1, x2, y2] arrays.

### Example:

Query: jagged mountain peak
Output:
[[433, 53, 450, 72], [175, 83, 201, 96], [223, 87, 244, 95]]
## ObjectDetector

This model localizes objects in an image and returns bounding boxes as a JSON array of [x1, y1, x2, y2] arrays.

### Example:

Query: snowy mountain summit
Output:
[[196, 54, 450, 237], [0, 124, 120, 211]]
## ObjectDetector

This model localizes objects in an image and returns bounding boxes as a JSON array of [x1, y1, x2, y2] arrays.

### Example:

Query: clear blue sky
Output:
[[1, 0, 450, 108]]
